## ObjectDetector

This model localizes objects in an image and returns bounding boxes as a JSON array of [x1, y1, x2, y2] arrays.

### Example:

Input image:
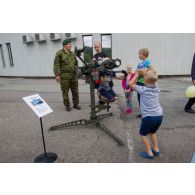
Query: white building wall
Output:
[[112, 33, 195, 75], [0, 33, 77, 77], [0, 33, 195, 77]]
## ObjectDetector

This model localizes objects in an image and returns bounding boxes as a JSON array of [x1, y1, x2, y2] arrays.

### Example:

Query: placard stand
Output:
[[34, 117, 57, 163]]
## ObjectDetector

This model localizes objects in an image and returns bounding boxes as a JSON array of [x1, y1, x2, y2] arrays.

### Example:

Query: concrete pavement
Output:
[[0, 77, 195, 162], [0, 78, 129, 163]]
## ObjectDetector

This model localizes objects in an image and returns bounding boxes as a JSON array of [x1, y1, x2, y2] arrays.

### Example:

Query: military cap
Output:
[[62, 39, 71, 46]]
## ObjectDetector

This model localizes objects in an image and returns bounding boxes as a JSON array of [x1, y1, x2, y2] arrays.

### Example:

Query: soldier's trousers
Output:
[[60, 77, 79, 106]]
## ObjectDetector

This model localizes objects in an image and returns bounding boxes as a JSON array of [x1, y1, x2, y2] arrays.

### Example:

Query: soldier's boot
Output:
[[66, 105, 71, 112], [73, 105, 81, 110]]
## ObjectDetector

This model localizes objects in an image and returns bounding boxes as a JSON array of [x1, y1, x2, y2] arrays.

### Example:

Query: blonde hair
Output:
[[139, 48, 149, 57], [144, 69, 158, 84]]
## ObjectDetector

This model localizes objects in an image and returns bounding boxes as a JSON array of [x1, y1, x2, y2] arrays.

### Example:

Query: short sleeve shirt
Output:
[[137, 59, 151, 83], [93, 52, 108, 61], [135, 85, 163, 118]]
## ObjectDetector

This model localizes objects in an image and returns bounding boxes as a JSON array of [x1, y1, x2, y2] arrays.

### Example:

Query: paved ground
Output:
[[0, 77, 195, 163]]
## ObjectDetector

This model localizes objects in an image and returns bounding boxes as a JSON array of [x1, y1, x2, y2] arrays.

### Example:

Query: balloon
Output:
[[185, 85, 195, 98]]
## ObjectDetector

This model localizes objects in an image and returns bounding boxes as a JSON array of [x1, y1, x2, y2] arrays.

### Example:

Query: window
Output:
[[101, 34, 112, 59], [0, 44, 6, 67], [6, 43, 14, 67], [82, 35, 93, 63]]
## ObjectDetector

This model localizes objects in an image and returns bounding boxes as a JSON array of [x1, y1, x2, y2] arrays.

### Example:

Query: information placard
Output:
[[23, 94, 53, 118]]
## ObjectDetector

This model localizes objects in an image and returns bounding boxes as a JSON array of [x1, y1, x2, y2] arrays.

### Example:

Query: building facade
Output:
[[0, 33, 195, 77]]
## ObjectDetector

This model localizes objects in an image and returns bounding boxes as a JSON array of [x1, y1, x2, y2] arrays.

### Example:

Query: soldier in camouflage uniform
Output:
[[54, 39, 81, 111]]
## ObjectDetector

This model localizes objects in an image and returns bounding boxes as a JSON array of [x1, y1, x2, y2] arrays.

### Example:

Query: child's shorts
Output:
[[99, 89, 117, 100], [140, 115, 163, 136]]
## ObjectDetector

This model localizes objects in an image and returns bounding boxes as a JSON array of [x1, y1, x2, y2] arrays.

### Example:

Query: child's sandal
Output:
[[151, 148, 160, 156], [139, 151, 154, 160]]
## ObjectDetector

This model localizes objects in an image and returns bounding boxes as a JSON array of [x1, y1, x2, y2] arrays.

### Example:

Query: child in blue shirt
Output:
[[98, 71, 118, 102], [136, 48, 152, 117], [129, 68, 163, 160]]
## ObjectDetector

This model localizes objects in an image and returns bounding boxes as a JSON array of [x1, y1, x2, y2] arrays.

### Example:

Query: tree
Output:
[[84, 46, 93, 63]]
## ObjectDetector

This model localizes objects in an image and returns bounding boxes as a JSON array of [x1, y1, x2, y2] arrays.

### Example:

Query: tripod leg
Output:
[[50, 119, 90, 131], [97, 113, 113, 120], [96, 122, 125, 146]]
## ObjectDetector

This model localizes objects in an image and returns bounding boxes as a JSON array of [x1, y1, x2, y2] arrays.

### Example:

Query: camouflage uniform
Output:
[[54, 49, 79, 107]]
